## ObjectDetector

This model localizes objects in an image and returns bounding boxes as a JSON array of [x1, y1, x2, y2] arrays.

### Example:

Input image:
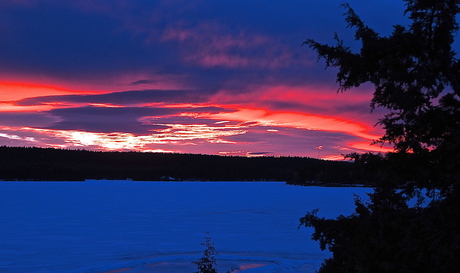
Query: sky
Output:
[[0, 0, 412, 159]]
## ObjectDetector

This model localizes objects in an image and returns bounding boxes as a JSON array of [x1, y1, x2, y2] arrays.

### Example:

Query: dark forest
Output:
[[0, 146, 369, 184]]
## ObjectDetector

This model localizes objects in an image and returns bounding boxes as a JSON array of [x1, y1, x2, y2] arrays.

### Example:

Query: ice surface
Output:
[[0, 181, 370, 272]]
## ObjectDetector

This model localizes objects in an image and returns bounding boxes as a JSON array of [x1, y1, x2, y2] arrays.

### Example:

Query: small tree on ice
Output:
[[192, 232, 218, 273]]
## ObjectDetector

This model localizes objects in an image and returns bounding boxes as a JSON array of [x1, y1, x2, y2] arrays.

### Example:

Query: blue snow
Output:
[[0, 181, 370, 272]]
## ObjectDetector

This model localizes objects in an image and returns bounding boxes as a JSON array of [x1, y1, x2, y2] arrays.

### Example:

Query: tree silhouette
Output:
[[300, 1, 460, 272], [305, 1, 460, 191], [192, 232, 218, 273]]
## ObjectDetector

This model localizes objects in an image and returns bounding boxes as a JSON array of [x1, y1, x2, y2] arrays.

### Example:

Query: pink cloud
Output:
[[161, 22, 305, 69], [210, 84, 372, 108]]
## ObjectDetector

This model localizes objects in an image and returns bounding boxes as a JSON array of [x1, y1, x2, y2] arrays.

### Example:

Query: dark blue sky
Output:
[[0, 0, 422, 158]]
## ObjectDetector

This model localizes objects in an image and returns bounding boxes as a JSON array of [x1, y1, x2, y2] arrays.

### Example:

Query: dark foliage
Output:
[[300, 1, 460, 272], [300, 187, 460, 273], [0, 146, 358, 183], [304, 0, 460, 191]]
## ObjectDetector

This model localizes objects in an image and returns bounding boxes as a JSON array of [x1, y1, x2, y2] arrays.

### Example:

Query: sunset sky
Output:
[[0, 0, 413, 159]]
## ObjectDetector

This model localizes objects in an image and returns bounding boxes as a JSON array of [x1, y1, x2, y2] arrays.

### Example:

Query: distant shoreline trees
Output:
[[0, 146, 364, 183]]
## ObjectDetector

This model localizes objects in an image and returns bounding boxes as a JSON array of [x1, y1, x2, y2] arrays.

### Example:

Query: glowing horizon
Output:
[[0, 1, 408, 159]]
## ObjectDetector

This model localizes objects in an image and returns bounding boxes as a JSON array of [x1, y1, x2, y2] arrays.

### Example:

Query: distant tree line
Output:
[[0, 146, 371, 183]]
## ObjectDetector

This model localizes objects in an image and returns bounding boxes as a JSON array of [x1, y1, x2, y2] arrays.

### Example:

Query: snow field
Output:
[[0, 181, 370, 272]]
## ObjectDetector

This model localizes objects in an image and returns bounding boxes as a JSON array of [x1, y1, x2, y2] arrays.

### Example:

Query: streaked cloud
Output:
[[15, 89, 211, 107]]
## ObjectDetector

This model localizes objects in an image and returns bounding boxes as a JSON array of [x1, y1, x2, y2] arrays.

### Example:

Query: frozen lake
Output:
[[0, 181, 370, 273]]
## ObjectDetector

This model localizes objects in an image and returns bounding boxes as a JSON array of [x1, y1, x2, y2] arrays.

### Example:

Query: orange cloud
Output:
[[0, 82, 79, 112], [349, 141, 394, 153], [0, 103, 54, 112], [321, 155, 347, 161], [0, 82, 76, 102], [205, 108, 380, 141]]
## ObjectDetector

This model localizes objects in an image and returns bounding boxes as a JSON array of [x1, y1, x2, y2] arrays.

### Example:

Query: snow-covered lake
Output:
[[0, 181, 370, 273]]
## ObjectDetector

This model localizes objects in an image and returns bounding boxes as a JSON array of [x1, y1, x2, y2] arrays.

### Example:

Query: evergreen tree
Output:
[[192, 232, 219, 273], [300, 1, 460, 272]]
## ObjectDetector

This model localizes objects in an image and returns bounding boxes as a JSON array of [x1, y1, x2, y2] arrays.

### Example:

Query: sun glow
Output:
[[15, 123, 248, 151], [150, 123, 248, 143]]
